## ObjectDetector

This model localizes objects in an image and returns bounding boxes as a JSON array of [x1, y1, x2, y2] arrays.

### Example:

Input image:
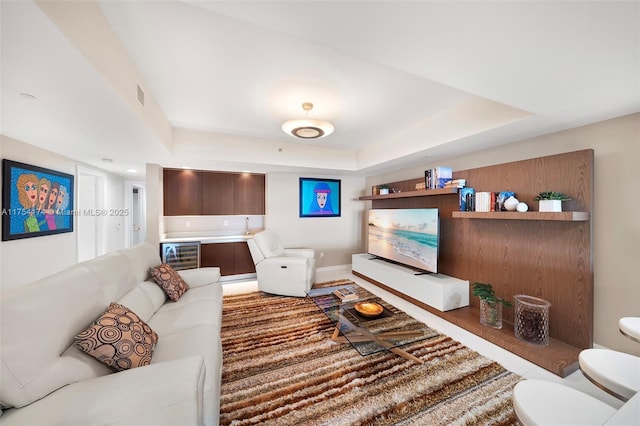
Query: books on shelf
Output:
[[459, 187, 475, 211], [333, 287, 358, 302], [475, 192, 493, 212], [424, 166, 453, 190], [444, 179, 466, 188]]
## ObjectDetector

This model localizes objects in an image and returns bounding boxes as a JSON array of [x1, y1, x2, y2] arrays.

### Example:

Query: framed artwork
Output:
[[2, 159, 75, 241], [299, 177, 341, 217]]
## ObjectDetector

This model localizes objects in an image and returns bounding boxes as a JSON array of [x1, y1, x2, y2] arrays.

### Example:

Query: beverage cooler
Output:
[[160, 241, 200, 270]]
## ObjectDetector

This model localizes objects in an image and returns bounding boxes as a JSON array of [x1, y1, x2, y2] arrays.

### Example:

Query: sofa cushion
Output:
[[0, 266, 110, 408], [150, 264, 189, 301], [119, 242, 162, 283], [150, 324, 222, 426], [150, 298, 222, 336], [74, 303, 158, 372], [117, 285, 157, 323], [82, 252, 137, 302], [178, 267, 221, 288]]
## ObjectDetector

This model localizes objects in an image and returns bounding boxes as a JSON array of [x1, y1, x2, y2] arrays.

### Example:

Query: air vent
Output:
[[136, 84, 145, 107]]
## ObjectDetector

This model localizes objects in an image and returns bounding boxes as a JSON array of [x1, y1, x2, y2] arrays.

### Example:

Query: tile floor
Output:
[[222, 266, 625, 410]]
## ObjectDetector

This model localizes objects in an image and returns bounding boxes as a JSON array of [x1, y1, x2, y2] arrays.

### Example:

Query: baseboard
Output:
[[316, 264, 351, 274]]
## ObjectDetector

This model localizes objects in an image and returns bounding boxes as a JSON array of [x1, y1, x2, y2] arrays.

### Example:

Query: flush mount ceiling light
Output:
[[281, 102, 334, 139]]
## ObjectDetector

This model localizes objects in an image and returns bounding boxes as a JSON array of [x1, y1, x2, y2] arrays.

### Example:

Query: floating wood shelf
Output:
[[359, 187, 458, 200], [359, 149, 594, 377], [354, 271, 581, 377], [452, 211, 589, 221]]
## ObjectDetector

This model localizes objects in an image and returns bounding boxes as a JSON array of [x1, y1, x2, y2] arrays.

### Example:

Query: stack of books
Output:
[[333, 287, 358, 302], [424, 166, 452, 189], [444, 179, 466, 189], [474, 192, 495, 212]]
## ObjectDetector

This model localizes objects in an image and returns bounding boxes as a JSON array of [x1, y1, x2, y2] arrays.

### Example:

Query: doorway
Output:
[[77, 168, 105, 262], [124, 181, 146, 248]]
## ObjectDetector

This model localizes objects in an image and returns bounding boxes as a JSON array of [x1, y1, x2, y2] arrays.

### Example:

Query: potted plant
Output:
[[533, 191, 571, 212], [473, 282, 512, 329], [378, 184, 390, 195]]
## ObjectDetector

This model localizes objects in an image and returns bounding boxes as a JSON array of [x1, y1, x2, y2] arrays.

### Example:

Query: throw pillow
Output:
[[149, 263, 189, 301], [74, 303, 158, 372]]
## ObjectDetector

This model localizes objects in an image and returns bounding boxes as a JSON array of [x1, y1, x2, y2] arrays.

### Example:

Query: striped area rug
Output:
[[220, 280, 521, 425]]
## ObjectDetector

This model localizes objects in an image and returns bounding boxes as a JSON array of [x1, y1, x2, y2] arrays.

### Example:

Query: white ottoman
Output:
[[513, 380, 617, 425], [579, 348, 640, 401]]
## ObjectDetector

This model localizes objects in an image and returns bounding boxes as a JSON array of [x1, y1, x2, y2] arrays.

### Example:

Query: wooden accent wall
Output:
[[371, 150, 593, 351]]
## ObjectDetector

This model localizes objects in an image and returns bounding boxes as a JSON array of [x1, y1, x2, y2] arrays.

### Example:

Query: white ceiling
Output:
[[1, 1, 638, 178]]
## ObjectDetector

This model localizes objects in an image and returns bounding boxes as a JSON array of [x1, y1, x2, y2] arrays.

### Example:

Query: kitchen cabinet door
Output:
[[164, 169, 202, 216], [234, 242, 256, 274], [202, 172, 235, 215], [234, 173, 265, 215], [200, 243, 235, 276]]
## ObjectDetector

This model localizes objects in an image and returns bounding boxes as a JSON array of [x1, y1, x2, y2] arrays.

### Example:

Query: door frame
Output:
[[124, 180, 146, 248]]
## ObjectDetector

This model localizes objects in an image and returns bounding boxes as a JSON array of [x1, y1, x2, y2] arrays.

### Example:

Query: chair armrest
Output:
[[0, 356, 205, 426], [178, 267, 221, 288], [260, 256, 310, 267], [283, 248, 315, 259]]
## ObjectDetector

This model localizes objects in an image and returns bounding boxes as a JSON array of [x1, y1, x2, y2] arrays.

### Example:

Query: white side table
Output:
[[579, 348, 640, 401], [619, 317, 640, 343]]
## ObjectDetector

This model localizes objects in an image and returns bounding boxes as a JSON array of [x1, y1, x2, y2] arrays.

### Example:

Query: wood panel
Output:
[[201, 172, 235, 215], [200, 243, 235, 276], [234, 173, 265, 215], [163, 169, 202, 216], [234, 242, 256, 274], [370, 149, 593, 352], [354, 271, 581, 377]]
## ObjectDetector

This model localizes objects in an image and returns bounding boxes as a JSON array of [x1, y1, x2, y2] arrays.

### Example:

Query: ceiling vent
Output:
[[136, 84, 145, 107]]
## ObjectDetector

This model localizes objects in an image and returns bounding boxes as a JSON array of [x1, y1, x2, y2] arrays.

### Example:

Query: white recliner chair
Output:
[[247, 229, 316, 297]]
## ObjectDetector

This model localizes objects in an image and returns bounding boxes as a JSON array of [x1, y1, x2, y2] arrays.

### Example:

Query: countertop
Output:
[[160, 230, 262, 244]]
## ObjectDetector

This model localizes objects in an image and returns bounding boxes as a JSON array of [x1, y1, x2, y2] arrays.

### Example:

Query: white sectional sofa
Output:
[[0, 242, 223, 425]]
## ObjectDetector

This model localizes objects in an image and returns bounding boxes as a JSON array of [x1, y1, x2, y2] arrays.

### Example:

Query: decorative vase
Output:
[[514, 295, 551, 346], [538, 199, 562, 212], [479, 299, 503, 329], [504, 196, 519, 211]]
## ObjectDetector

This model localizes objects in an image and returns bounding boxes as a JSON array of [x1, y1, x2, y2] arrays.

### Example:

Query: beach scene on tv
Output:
[[368, 208, 439, 273]]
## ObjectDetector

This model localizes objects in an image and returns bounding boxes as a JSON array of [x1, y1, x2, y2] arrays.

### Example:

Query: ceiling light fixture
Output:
[[281, 102, 334, 139]]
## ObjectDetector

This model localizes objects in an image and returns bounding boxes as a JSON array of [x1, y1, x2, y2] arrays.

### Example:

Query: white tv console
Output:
[[352, 253, 469, 312]]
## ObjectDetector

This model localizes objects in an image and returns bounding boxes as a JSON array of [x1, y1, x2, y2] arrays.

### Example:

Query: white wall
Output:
[[1, 135, 126, 290], [266, 173, 366, 268], [367, 113, 640, 356]]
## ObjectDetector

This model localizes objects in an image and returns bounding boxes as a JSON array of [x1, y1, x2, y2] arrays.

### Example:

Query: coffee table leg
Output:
[[331, 326, 341, 340], [332, 314, 424, 364], [390, 347, 424, 364]]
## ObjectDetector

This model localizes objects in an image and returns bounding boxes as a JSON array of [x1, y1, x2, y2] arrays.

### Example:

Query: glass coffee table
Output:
[[307, 284, 438, 364]]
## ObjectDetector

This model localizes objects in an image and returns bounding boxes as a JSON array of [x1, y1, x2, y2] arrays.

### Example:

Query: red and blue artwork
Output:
[[299, 177, 341, 218]]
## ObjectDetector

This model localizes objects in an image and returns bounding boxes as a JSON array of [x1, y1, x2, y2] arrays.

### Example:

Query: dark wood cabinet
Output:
[[200, 243, 235, 275], [202, 172, 235, 215], [234, 241, 256, 274], [163, 169, 202, 216], [234, 173, 265, 215], [164, 169, 265, 216], [200, 242, 256, 276]]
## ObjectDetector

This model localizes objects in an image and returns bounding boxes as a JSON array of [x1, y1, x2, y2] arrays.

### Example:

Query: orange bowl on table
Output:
[[354, 302, 384, 318]]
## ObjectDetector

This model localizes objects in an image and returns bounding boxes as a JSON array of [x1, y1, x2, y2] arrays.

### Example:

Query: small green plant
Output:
[[378, 184, 389, 190], [472, 282, 512, 307], [533, 191, 571, 201]]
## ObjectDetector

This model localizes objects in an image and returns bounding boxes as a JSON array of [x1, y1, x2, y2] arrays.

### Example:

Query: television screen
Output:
[[367, 208, 439, 273]]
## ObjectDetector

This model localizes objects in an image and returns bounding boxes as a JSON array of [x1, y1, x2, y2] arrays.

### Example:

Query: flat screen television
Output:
[[367, 208, 439, 273]]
